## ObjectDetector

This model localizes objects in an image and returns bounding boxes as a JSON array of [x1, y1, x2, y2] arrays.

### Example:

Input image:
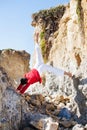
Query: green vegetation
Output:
[[40, 31, 45, 39], [76, 0, 82, 23], [32, 5, 65, 23], [40, 39, 46, 55], [40, 31, 47, 63], [3, 48, 13, 51]]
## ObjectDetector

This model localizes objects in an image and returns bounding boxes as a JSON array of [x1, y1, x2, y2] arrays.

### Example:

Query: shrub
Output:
[[76, 0, 82, 23]]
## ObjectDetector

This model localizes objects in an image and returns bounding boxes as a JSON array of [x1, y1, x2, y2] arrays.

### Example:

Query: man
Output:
[[16, 33, 72, 94]]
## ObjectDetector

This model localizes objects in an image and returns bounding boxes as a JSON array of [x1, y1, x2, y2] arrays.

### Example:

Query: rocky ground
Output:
[[0, 67, 87, 130]]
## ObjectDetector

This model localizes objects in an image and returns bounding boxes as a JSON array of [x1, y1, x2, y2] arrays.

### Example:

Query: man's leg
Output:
[[37, 64, 64, 76], [33, 43, 44, 68]]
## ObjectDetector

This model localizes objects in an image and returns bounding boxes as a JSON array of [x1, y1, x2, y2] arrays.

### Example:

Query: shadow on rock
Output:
[[72, 76, 87, 125]]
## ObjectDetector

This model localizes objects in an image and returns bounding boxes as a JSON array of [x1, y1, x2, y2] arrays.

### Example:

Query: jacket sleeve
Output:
[[16, 84, 23, 91], [20, 83, 30, 94]]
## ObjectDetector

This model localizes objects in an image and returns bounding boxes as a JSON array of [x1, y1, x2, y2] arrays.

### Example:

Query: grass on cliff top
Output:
[[32, 5, 65, 21]]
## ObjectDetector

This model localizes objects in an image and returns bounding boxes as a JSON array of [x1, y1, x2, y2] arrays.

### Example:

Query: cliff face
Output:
[[49, 0, 86, 71], [32, 5, 66, 62], [32, 0, 87, 73]]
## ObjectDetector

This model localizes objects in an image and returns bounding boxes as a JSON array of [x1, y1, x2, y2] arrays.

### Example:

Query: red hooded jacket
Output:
[[17, 69, 42, 94]]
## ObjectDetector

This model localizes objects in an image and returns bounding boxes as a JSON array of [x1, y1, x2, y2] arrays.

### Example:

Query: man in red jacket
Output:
[[16, 32, 72, 94], [16, 69, 42, 94]]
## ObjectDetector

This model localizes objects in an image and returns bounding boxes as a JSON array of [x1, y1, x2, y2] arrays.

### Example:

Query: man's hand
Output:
[[64, 71, 72, 78]]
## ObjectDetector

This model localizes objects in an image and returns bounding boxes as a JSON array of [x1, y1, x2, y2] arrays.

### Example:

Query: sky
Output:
[[0, 0, 70, 60]]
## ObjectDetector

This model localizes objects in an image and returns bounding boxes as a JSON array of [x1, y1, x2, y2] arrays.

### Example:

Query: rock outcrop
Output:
[[0, 67, 87, 130], [0, 49, 30, 86]]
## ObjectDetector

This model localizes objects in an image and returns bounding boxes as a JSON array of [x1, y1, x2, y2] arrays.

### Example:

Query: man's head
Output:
[[20, 78, 28, 85]]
